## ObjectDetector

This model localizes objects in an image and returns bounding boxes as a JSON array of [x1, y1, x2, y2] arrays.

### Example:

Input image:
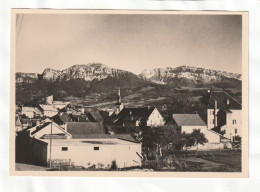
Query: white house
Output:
[[114, 106, 165, 127], [39, 104, 58, 117], [207, 90, 242, 142], [172, 114, 221, 143], [21, 107, 42, 118]]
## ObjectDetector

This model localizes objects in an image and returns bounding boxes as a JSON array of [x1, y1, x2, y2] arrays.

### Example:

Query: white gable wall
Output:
[[222, 110, 242, 141], [32, 123, 71, 139], [146, 108, 164, 127]]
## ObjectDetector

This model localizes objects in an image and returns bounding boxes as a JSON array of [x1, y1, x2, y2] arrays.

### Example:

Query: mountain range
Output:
[[16, 63, 241, 87]]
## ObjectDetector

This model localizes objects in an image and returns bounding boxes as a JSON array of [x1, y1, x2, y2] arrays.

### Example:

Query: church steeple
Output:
[[115, 87, 124, 114], [117, 87, 121, 104]]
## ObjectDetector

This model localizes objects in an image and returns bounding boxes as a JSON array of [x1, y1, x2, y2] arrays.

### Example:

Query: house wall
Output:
[[16, 133, 48, 166], [22, 110, 34, 118], [147, 108, 164, 127], [222, 110, 242, 141], [45, 142, 142, 168], [43, 110, 58, 117], [207, 109, 219, 129], [31, 138, 48, 166], [181, 125, 220, 143]]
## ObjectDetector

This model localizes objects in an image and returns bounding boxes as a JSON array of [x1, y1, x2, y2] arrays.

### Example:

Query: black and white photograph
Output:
[[10, 9, 248, 177]]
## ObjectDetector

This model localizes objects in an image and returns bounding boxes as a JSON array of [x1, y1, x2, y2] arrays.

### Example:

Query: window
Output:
[[235, 129, 237, 134], [62, 147, 68, 151], [94, 147, 99, 151], [233, 119, 237, 124]]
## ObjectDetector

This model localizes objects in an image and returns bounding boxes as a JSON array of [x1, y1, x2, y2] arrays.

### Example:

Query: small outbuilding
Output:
[[172, 114, 221, 143]]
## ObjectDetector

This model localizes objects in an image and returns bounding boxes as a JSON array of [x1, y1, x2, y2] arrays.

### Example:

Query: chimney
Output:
[[227, 98, 229, 105], [214, 99, 217, 127], [147, 105, 150, 110]]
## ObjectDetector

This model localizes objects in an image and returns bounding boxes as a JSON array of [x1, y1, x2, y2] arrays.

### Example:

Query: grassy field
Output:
[[175, 149, 241, 172]]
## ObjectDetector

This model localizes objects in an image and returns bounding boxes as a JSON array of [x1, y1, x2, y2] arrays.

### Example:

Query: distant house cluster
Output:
[[15, 88, 242, 168]]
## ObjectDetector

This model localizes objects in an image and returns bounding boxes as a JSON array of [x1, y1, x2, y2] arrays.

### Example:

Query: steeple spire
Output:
[[117, 87, 121, 104], [115, 87, 124, 114]]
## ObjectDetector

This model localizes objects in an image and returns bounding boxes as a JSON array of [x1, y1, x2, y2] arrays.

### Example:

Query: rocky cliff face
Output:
[[16, 64, 242, 87], [139, 66, 242, 85], [17, 63, 134, 83], [16, 72, 39, 83]]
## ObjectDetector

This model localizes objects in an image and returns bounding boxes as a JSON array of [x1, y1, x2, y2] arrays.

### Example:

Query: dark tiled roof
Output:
[[116, 107, 156, 123], [207, 91, 241, 110], [52, 113, 72, 125], [99, 111, 113, 124], [172, 114, 206, 126], [20, 118, 32, 125], [66, 122, 105, 138], [31, 122, 51, 135], [88, 109, 104, 123]]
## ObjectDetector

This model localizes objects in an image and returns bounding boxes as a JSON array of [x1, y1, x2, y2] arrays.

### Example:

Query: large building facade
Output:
[[207, 90, 242, 142]]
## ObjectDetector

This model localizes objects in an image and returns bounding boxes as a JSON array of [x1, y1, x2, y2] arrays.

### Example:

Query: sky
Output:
[[16, 13, 242, 74]]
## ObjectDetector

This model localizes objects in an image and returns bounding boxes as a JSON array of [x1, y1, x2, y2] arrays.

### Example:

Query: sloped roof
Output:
[[99, 110, 113, 124], [88, 109, 104, 123], [172, 114, 206, 126], [66, 122, 105, 138], [15, 116, 22, 126], [39, 104, 58, 112], [115, 107, 156, 123], [52, 101, 70, 105], [52, 113, 72, 125], [22, 107, 36, 112], [22, 107, 42, 114], [65, 134, 138, 143], [207, 91, 241, 110], [31, 122, 51, 135], [30, 121, 71, 137]]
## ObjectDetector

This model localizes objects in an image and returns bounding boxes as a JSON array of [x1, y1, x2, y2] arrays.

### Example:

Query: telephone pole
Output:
[[49, 119, 53, 167]]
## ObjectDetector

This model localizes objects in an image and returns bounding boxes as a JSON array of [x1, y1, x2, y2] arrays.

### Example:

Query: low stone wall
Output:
[[184, 142, 232, 151]]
